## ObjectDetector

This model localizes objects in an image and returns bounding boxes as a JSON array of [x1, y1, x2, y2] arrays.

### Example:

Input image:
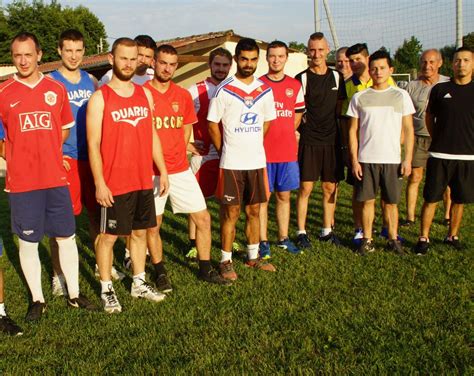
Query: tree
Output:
[[462, 32, 474, 50], [393, 36, 423, 73], [288, 41, 306, 53], [0, 0, 108, 64]]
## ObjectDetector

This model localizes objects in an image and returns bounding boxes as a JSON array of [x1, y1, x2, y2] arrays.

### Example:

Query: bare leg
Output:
[[321, 181, 337, 230], [384, 203, 399, 240], [361, 199, 375, 239], [188, 216, 197, 243], [443, 187, 452, 222], [275, 191, 291, 240], [221, 204, 240, 252], [189, 210, 211, 261], [449, 203, 464, 237], [49, 238, 63, 277], [406, 167, 423, 222], [245, 203, 260, 245], [130, 229, 147, 276], [297, 181, 314, 231], [419, 202, 438, 238], [259, 200, 269, 241], [147, 215, 163, 264], [96, 233, 117, 281], [352, 189, 363, 228]]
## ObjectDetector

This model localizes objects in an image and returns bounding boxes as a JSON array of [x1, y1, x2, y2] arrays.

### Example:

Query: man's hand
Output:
[[400, 160, 412, 178], [62, 156, 71, 172], [159, 173, 170, 197], [96, 182, 114, 207], [352, 161, 363, 181], [187, 142, 207, 156]]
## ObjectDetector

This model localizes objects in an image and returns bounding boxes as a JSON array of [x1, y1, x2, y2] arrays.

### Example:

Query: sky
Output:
[[5, 0, 474, 53]]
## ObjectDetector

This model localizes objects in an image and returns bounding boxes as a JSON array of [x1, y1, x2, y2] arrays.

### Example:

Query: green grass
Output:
[[0, 178, 472, 374]]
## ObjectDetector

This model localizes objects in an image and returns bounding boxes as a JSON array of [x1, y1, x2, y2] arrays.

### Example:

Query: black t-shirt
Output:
[[295, 68, 346, 145], [428, 80, 474, 155]]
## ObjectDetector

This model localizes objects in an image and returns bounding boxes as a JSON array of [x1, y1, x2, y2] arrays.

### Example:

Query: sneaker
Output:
[[277, 238, 302, 254], [154, 273, 173, 293], [232, 242, 241, 252], [318, 232, 341, 247], [185, 247, 198, 262], [219, 261, 238, 281], [400, 219, 415, 227], [352, 228, 364, 247], [443, 235, 463, 250], [245, 258, 276, 272], [414, 237, 430, 255], [198, 269, 233, 285], [67, 294, 99, 311], [258, 241, 271, 259], [101, 287, 122, 314], [0, 314, 23, 336], [379, 227, 405, 243], [131, 280, 166, 302], [385, 239, 406, 256], [123, 257, 132, 271], [356, 238, 375, 256], [296, 233, 311, 250], [95, 265, 125, 281], [52, 274, 68, 297], [25, 301, 46, 322]]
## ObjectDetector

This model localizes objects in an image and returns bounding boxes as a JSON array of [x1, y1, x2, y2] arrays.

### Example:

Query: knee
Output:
[[193, 210, 211, 230], [322, 183, 336, 198], [298, 184, 312, 198], [409, 169, 423, 184], [99, 233, 118, 246], [146, 225, 160, 237], [245, 204, 260, 218]]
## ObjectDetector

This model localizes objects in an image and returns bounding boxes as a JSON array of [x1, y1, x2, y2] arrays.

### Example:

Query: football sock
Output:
[[247, 244, 259, 260], [18, 239, 44, 303], [57, 235, 79, 300], [0, 303, 5, 316], [297, 230, 306, 235], [321, 227, 332, 237], [133, 272, 146, 286], [220, 250, 232, 263], [198, 260, 211, 276], [124, 248, 131, 259], [100, 280, 113, 294], [189, 239, 196, 248], [153, 261, 166, 276]]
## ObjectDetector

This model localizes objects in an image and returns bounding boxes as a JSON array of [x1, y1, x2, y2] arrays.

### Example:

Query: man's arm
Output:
[[263, 121, 272, 136], [425, 111, 434, 137], [0, 140, 4, 159], [89, 74, 99, 90], [183, 122, 194, 146], [208, 121, 222, 153], [348, 116, 362, 180], [401, 114, 414, 177], [86, 90, 114, 207]]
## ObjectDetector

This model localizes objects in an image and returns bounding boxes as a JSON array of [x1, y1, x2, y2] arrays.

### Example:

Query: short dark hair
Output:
[[11, 32, 41, 53], [134, 35, 156, 50], [235, 38, 259, 57], [309, 32, 325, 41], [454, 46, 473, 55], [58, 29, 84, 49], [369, 49, 393, 68], [267, 40, 289, 56], [155, 44, 178, 57], [346, 43, 369, 58], [111, 37, 137, 55], [209, 47, 232, 64]]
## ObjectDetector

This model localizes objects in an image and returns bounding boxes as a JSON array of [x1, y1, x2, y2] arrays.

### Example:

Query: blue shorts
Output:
[[266, 161, 300, 192], [9, 186, 76, 242]]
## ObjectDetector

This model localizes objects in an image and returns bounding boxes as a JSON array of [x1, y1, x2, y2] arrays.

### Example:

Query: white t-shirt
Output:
[[98, 68, 154, 87], [347, 86, 415, 164], [207, 76, 276, 170]]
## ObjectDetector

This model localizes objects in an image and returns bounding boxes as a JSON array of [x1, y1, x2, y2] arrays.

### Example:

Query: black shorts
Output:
[[215, 168, 269, 206], [355, 163, 403, 204], [298, 143, 344, 183], [423, 157, 474, 204], [100, 189, 157, 235]]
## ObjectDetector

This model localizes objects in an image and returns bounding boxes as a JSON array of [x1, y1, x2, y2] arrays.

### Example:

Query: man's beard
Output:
[[113, 64, 135, 81]]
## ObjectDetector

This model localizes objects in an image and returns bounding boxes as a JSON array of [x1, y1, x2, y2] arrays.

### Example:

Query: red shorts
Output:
[[65, 157, 98, 216], [191, 155, 219, 199]]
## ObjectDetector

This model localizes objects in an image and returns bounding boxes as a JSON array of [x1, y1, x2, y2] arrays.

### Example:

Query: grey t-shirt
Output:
[[406, 75, 449, 136]]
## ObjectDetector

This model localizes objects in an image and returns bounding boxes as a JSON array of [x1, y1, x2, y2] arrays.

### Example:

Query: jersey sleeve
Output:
[[337, 73, 347, 100], [346, 94, 359, 119], [263, 89, 277, 122], [207, 90, 225, 123], [182, 89, 198, 126], [295, 82, 305, 113], [60, 85, 75, 129], [402, 90, 416, 116], [188, 84, 201, 114]]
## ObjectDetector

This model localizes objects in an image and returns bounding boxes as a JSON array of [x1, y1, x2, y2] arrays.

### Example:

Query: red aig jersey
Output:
[[259, 75, 305, 163], [144, 81, 197, 175], [100, 84, 154, 195], [0, 74, 74, 192]]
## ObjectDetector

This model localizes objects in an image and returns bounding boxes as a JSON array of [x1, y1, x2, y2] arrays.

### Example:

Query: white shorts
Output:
[[153, 169, 207, 215]]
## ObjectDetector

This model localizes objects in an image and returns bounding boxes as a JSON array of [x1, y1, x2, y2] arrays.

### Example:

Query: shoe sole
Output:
[[131, 293, 166, 302], [104, 307, 122, 314]]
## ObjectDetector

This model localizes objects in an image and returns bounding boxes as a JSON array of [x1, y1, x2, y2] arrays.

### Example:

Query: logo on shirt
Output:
[[68, 89, 93, 107], [240, 112, 259, 126], [155, 115, 184, 129], [19, 112, 52, 132], [107, 219, 117, 229], [172, 102, 180, 113], [224, 194, 235, 202], [443, 93, 452, 99], [244, 96, 254, 108], [111, 106, 149, 127], [44, 91, 58, 106], [285, 88, 294, 98], [22, 230, 34, 236], [10, 101, 20, 108]]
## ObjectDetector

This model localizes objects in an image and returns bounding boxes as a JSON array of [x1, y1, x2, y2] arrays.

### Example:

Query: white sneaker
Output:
[[131, 279, 166, 302], [95, 265, 126, 281], [101, 285, 122, 314], [52, 274, 68, 297]]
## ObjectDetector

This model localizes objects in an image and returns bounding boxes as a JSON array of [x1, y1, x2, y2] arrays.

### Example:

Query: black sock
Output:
[[153, 261, 166, 276], [189, 239, 196, 248], [198, 260, 211, 276]]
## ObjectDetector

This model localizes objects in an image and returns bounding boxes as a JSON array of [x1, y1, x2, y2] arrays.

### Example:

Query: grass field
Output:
[[0, 177, 472, 374]]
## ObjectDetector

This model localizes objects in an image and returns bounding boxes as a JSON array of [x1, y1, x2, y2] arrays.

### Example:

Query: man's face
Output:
[[111, 44, 138, 81], [58, 39, 85, 71], [369, 58, 393, 85], [453, 51, 473, 80], [420, 50, 442, 79], [266, 46, 288, 74], [336, 51, 351, 78], [307, 38, 329, 68], [154, 51, 178, 83], [11, 38, 41, 79], [235, 49, 259, 78], [137, 46, 155, 74], [349, 53, 369, 76], [210, 55, 231, 82]]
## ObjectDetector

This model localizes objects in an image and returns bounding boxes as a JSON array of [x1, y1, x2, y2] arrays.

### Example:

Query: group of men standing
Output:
[[0, 29, 472, 335]]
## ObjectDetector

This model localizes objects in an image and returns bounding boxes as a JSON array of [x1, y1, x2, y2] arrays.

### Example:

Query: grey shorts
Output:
[[412, 136, 431, 168], [355, 163, 403, 204]]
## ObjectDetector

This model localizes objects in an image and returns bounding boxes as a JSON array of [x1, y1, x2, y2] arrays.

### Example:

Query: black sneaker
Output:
[[400, 219, 415, 227], [356, 238, 375, 256], [25, 301, 46, 322], [386, 239, 406, 256], [154, 273, 173, 293], [318, 232, 341, 247], [414, 237, 430, 255], [0, 314, 23, 336], [198, 269, 233, 286], [67, 294, 99, 311], [443, 235, 463, 250], [296, 233, 312, 249]]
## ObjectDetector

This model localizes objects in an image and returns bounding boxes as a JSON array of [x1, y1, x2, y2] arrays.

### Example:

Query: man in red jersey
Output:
[[0, 32, 96, 322], [258, 41, 305, 258], [144, 44, 230, 290], [87, 38, 169, 313]]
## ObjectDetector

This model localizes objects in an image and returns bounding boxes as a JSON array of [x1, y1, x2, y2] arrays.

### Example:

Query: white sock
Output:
[[125, 248, 131, 259], [100, 280, 113, 294], [321, 227, 332, 237], [18, 239, 44, 303], [57, 236, 80, 300], [297, 230, 306, 235], [247, 244, 259, 260], [133, 272, 146, 286], [0, 303, 5, 316], [220, 250, 232, 263]]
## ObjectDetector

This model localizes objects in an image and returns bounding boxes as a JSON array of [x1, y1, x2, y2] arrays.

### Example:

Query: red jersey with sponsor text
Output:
[[100, 84, 153, 195], [144, 81, 197, 175], [0, 74, 74, 193], [259, 75, 305, 163]]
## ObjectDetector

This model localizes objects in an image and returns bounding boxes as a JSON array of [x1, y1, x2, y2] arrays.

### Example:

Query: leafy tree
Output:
[[462, 32, 474, 50], [0, 0, 108, 64], [437, 33, 474, 77], [393, 36, 423, 73], [288, 41, 306, 53]]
